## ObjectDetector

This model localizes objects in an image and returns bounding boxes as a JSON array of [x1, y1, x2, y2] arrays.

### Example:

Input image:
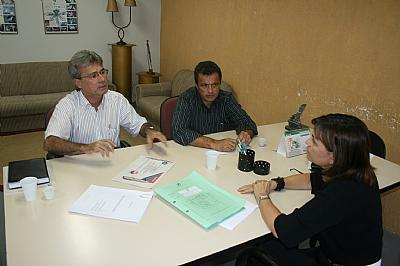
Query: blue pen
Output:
[[237, 138, 244, 154], [242, 143, 247, 155]]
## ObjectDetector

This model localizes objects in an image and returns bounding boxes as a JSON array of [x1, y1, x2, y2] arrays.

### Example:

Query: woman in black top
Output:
[[238, 114, 382, 266]]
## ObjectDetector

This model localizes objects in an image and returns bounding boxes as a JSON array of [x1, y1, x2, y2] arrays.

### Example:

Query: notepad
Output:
[[8, 158, 50, 190], [155, 171, 245, 229]]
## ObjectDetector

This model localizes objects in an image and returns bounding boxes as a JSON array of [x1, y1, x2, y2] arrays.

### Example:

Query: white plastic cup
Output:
[[258, 137, 266, 147], [43, 186, 55, 200], [206, 150, 219, 170], [20, 176, 38, 202]]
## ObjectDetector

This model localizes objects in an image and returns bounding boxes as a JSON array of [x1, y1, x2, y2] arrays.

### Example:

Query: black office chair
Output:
[[368, 130, 386, 159], [235, 247, 279, 266], [44, 106, 131, 160]]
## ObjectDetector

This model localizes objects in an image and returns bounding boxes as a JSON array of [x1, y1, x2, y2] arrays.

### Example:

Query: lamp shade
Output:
[[106, 0, 119, 12], [124, 0, 137, 7]]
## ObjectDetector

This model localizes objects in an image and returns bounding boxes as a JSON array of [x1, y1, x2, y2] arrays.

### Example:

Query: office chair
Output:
[[44, 106, 131, 160], [159, 96, 178, 140], [368, 130, 386, 159], [235, 247, 279, 266]]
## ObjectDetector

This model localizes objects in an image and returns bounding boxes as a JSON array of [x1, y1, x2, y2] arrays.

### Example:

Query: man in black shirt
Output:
[[172, 61, 257, 152]]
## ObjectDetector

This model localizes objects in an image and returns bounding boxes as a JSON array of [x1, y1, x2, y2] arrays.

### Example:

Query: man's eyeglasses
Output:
[[79, 68, 109, 80], [199, 83, 220, 90]]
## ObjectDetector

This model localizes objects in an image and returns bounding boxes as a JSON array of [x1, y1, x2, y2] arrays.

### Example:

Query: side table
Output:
[[137, 71, 161, 84]]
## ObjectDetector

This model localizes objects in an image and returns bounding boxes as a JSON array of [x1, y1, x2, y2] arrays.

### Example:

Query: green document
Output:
[[155, 171, 245, 229]]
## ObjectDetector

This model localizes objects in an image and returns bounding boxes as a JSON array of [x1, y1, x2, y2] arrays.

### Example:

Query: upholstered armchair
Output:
[[135, 69, 232, 128]]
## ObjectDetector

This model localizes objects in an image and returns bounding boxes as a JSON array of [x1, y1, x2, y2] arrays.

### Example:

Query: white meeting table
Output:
[[3, 123, 400, 266]]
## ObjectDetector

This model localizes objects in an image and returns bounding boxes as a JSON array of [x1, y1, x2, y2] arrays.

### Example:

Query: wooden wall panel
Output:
[[161, 0, 400, 232]]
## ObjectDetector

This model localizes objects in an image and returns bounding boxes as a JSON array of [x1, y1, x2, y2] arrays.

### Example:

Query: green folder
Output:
[[155, 171, 245, 229]]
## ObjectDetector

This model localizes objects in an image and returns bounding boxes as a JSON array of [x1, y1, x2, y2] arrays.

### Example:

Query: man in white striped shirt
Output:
[[43, 50, 166, 157]]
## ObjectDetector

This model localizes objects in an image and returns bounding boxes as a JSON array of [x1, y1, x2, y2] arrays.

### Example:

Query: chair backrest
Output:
[[45, 106, 56, 129], [160, 96, 178, 140], [369, 130, 386, 159]]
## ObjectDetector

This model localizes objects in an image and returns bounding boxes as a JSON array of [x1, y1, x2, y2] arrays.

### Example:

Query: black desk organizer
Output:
[[238, 149, 271, 175], [238, 149, 255, 172], [254, 160, 270, 175]]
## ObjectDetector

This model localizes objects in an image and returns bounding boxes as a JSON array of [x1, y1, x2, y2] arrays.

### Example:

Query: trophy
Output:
[[285, 104, 308, 131]]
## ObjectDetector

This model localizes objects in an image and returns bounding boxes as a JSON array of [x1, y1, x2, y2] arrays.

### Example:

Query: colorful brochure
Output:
[[112, 156, 175, 189]]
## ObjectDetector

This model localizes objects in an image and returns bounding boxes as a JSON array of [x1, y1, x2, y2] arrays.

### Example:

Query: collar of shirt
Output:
[[77, 90, 108, 111]]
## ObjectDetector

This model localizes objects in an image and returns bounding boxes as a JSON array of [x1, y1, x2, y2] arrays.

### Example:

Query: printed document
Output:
[[69, 185, 153, 223], [219, 201, 258, 230], [113, 156, 174, 189]]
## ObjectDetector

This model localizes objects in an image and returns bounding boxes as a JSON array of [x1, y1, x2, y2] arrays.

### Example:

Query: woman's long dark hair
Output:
[[312, 114, 377, 186]]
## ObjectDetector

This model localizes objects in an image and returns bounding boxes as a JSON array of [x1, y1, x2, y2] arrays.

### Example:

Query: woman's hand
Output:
[[253, 180, 272, 198], [238, 180, 273, 195], [237, 183, 255, 194]]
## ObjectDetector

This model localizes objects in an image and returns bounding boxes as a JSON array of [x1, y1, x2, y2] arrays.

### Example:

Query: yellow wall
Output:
[[160, 0, 400, 233]]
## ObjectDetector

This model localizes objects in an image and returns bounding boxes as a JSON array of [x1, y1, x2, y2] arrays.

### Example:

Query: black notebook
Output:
[[8, 158, 50, 190]]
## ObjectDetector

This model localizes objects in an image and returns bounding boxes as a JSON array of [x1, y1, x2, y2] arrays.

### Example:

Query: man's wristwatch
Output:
[[255, 194, 270, 205], [145, 125, 155, 136]]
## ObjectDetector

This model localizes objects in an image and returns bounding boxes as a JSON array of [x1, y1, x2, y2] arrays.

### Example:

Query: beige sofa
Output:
[[135, 69, 233, 128], [0, 61, 75, 134]]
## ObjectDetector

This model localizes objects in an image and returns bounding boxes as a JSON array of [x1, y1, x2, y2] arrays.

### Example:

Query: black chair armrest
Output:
[[235, 247, 278, 266], [120, 140, 131, 148]]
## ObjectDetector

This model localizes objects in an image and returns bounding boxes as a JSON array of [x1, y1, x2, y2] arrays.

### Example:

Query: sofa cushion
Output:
[[137, 95, 169, 126], [0, 92, 68, 118], [171, 69, 196, 97], [0, 62, 73, 96]]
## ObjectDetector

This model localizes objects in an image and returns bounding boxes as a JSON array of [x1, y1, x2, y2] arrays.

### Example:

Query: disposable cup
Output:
[[43, 186, 55, 200], [258, 137, 266, 147], [20, 176, 38, 202], [206, 150, 219, 170]]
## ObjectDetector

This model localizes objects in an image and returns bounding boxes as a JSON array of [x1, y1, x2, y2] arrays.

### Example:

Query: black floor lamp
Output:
[[106, 0, 137, 101], [106, 0, 136, 45]]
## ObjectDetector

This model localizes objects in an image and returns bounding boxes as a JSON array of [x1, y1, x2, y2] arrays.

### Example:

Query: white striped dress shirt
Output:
[[45, 90, 146, 146]]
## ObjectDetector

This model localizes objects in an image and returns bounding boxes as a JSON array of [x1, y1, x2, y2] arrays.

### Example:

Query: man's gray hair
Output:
[[68, 50, 103, 79]]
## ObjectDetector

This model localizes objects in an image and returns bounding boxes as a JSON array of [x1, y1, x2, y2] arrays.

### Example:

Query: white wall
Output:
[[0, 0, 160, 98]]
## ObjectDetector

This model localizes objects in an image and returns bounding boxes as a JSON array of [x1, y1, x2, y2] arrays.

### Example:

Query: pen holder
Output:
[[253, 160, 270, 175], [238, 149, 255, 172]]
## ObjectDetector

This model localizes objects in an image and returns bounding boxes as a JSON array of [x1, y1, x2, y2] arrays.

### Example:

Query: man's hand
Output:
[[82, 139, 115, 157], [211, 138, 237, 152], [238, 130, 253, 145], [146, 128, 167, 147]]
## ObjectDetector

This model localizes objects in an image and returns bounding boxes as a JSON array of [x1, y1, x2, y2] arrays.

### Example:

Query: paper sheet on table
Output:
[[155, 171, 245, 229], [112, 156, 175, 189], [220, 201, 258, 230], [69, 185, 153, 223]]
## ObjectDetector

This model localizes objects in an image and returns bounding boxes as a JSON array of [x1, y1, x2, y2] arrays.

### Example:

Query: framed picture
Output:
[[0, 0, 18, 34], [41, 0, 78, 34]]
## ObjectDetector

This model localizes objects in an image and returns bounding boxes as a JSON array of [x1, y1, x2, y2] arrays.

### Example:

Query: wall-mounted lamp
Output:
[[106, 0, 136, 45]]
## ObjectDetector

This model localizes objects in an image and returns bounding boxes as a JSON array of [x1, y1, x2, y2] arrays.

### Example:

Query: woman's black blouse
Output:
[[274, 173, 382, 265]]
